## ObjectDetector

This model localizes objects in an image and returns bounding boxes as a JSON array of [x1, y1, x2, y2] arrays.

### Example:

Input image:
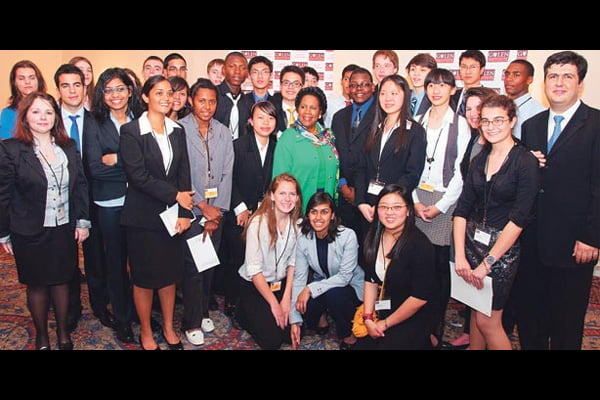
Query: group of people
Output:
[[0, 50, 597, 351]]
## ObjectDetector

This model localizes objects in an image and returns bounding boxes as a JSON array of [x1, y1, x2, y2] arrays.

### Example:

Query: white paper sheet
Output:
[[449, 261, 493, 317], [159, 204, 195, 237], [186, 233, 220, 273]]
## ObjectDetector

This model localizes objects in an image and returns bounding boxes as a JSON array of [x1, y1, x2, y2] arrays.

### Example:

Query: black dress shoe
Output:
[[339, 341, 355, 350], [139, 335, 160, 351], [94, 311, 118, 329], [161, 331, 184, 350], [116, 324, 135, 343], [57, 341, 74, 351]]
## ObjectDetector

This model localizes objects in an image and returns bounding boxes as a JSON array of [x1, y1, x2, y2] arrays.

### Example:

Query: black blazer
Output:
[[410, 90, 432, 117], [214, 82, 252, 138], [82, 114, 127, 202], [521, 102, 600, 267], [270, 92, 289, 133], [238, 92, 278, 135], [231, 133, 276, 213], [355, 121, 427, 206], [331, 101, 376, 188], [119, 118, 193, 231], [0, 138, 89, 237], [450, 87, 463, 113]]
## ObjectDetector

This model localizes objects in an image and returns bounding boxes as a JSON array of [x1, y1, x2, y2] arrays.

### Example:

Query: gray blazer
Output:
[[290, 226, 364, 325], [178, 115, 234, 214]]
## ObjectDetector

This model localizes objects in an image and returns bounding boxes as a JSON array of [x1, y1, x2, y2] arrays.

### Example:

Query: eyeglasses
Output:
[[103, 86, 129, 95], [479, 118, 509, 127], [460, 64, 480, 71], [167, 66, 188, 72], [349, 82, 373, 90], [377, 204, 407, 213], [281, 80, 302, 88]]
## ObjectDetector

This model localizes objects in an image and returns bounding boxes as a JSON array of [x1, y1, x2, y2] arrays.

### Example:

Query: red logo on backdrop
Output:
[[318, 72, 324, 80], [242, 50, 257, 59], [436, 52, 455, 63], [481, 69, 495, 81], [517, 50, 528, 59], [275, 52, 291, 60], [309, 52, 325, 61], [325, 82, 333, 91], [449, 69, 460, 79], [293, 61, 308, 68], [326, 62, 333, 71], [275, 72, 281, 80], [487, 50, 510, 63]]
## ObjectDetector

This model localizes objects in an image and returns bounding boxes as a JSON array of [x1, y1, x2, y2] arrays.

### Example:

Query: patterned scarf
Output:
[[293, 120, 339, 162]]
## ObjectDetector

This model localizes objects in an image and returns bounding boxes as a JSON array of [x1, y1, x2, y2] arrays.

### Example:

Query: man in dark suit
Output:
[[517, 51, 600, 350], [214, 51, 250, 140], [238, 55, 276, 134], [270, 65, 305, 134], [405, 53, 437, 117], [450, 50, 486, 116], [54, 64, 118, 334], [331, 67, 376, 244]]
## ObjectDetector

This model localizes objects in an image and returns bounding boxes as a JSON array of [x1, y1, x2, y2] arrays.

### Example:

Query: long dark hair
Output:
[[13, 92, 70, 147], [168, 76, 192, 120], [365, 74, 412, 154], [363, 184, 417, 266], [91, 67, 144, 122], [300, 192, 341, 243], [247, 100, 279, 140]]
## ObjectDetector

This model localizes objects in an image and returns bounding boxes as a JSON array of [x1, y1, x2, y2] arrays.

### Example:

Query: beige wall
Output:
[[1, 50, 599, 109]]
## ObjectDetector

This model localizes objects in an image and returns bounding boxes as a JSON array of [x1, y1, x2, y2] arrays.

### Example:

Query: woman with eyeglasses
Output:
[[83, 67, 144, 344], [353, 184, 435, 350], [452, 94, 539, 350], [290, 192, 364, 350], [119, 75, 195, 350], [273, 86, 339, 214]]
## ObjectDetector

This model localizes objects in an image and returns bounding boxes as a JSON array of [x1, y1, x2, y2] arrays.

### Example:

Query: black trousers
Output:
[[217, 211, 245, 306], [514, 253, 594, 350], [237, 278, 291, 350]]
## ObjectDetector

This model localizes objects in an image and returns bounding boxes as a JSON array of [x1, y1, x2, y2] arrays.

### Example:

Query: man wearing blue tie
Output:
[[516, 51, 600, 350], [54, 64, 112, 335]]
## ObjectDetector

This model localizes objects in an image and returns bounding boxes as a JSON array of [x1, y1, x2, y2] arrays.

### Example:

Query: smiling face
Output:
[[250, 106, 276, 138], [377, 192, 408, 232], [171, 87, 188, 113], [308, 203, 333, 238], [27, 97, 55, 136], [408, 64, 432, 89], [191, 88, 217, 123], [15, 67, 38, 97], [297, 94, 321, 131], [280, 71, 303, 104], [143, 59, 164, 81], [143, 80, 173, 116], [271, 180, 298, 215], [480, 106, 516, 146], [426, 80, 455, 107], [349, 72, 374, 105], [464, 95, 483, 129], [378, 79, 404, 116], [103, 78, 132, 114], [74, 60, 93, 87], [57, 73, 85, 111]]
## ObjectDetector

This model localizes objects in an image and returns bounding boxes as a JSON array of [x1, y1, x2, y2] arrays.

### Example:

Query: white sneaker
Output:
[[201, 318, 215, 333], [185, 328, 204, 346]]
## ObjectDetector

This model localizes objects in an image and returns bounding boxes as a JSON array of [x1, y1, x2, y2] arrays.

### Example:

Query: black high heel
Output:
[[139, 335, 160, 351], [161, 331, 183, 350], [57, 341, 74, 351]]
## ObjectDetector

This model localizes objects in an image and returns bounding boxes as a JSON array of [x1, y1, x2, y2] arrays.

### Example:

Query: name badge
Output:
[[368, 179, 384, 196], [56, 206, 67, 224], [418, 181, 435, 192], [270, 281, 282, 292], [205, 187, 218, 199], [474, 228, 491, 246], [375, 299, 391, 311]]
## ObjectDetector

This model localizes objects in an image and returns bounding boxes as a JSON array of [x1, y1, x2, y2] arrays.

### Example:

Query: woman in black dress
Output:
[[453, 94, 540, 350], [354, 184, 435, 350], [119, 76, 195, 350], [0, 92, 90, 350]]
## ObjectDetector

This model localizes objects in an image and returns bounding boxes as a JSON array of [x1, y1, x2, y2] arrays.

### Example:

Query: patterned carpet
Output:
[[1, 250, 598, 350]]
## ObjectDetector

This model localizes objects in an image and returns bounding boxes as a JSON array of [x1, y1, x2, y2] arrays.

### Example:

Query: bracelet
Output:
[[362, 313, 374, 321]]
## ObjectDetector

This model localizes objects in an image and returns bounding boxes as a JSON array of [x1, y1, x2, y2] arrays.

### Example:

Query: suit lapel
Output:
[[21, 146, 46, 180], [307, 238, 326, 278], [549, 104, 587, 157]]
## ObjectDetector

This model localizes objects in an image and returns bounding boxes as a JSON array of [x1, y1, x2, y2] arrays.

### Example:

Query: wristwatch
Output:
[[484, 254, 496, 267]]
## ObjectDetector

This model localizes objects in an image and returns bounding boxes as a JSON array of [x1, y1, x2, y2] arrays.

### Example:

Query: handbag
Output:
[[352, 273, 387, 338]]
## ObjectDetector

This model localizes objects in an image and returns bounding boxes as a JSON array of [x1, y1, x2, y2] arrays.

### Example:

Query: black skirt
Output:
[[126, 226, 184, 289], [12, 224, 78, 286], [465, 221, 520, 310]]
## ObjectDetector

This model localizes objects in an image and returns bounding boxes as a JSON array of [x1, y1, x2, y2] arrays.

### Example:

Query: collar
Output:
[[353, 96, 375, 112], [549, 99, 581, 122], [252, 91, 270, 102], [61, 106, 84, 121], [139, 111, 178, 136], [514, 93, 532, 107]]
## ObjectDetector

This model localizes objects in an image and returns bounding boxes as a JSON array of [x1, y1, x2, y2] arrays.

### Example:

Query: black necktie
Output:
[[351, 107, 361, 139], [457, 91, 466, 116]]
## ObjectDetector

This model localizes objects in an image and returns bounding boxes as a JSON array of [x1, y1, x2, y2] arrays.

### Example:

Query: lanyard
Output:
[[38, 147, 64, 199], [275, 218, 291, 272], [425, 128, 444, 181]]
